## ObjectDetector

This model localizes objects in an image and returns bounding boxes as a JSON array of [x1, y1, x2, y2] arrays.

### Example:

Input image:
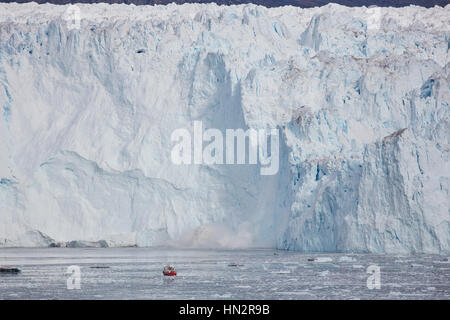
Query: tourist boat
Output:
[[163, 265, 177, 276]]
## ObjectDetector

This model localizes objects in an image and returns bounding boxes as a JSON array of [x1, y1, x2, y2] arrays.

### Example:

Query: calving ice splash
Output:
[[171, 121, 280, 175]]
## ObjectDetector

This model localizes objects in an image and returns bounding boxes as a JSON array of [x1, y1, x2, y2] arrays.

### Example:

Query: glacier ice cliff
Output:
[[0, 3, 448, 253]]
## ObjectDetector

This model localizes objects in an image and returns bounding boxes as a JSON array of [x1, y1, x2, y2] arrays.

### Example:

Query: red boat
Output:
[[163, 265, 177, 276]]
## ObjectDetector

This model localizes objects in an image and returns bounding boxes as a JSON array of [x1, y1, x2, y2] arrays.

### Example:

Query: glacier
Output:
[[0, 2, 448, 253]]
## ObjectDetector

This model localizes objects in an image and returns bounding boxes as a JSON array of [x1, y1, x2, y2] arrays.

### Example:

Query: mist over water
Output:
[[177, 223, 255, 249]]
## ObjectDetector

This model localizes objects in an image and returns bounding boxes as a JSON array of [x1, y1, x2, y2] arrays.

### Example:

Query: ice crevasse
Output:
[[0, 3, 449, 253]]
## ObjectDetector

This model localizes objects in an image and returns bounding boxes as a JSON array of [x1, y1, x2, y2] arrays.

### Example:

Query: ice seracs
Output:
[[0, 3, 448, 253]]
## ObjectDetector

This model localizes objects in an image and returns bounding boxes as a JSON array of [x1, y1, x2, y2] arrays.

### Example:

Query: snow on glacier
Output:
[[0, 3, 448, 253]]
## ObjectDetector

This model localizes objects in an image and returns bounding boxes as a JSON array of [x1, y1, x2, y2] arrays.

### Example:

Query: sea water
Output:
[[0, 248, 448, 299]]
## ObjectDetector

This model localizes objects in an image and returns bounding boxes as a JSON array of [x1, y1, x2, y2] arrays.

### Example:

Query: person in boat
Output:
[[163, 265, 176, 275]]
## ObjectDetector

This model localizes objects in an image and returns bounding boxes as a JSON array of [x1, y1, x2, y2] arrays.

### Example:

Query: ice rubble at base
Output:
[[0, 3, 448, 253]]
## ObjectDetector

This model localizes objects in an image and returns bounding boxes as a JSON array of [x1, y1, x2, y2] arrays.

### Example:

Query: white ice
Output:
[[0, 3, 448, 253]]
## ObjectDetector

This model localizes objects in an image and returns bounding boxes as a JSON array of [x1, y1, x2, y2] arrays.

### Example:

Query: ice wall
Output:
[[0, 3, 448, 253]]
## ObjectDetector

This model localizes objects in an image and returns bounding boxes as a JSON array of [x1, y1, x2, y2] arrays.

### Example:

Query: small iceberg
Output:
[[315, 257, 333, 263], [339, 256, 356, 262], [0, 266, 21, 274], [228, 263, 244, 267]]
